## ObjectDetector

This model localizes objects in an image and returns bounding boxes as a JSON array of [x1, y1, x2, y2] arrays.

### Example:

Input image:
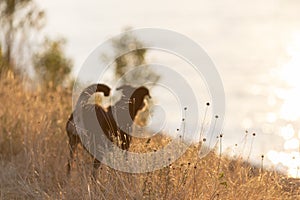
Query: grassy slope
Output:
[[0, 73, 299, 199]]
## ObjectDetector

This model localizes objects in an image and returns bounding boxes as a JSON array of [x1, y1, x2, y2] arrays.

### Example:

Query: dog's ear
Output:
[[135, 86, 151, 99], [96, 84, 111, 96]]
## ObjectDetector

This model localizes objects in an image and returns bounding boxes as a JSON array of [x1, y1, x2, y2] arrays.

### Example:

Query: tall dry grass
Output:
[[0, 72, 299, 199]]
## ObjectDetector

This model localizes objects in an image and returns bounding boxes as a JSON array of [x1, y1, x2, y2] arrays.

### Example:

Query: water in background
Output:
[[39, 0, 300, 177]]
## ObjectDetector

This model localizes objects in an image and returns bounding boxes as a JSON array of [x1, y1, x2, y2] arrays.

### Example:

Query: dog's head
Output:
[[117, 85, 151, 101], [116, 85, 151, 118]]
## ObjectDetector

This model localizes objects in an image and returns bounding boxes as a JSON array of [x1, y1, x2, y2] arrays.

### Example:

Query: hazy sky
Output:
[[37, 0, 300, 74]]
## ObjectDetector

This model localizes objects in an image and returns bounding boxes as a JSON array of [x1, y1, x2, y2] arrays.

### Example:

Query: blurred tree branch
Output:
[[0, 0, 45, 74], [33, 38, 72, 90], [109, 27, 160, 86]]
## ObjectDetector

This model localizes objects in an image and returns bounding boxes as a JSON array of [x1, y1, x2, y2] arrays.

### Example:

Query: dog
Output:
[[66, 83, 111, 175], [66, 84, 150, 177]]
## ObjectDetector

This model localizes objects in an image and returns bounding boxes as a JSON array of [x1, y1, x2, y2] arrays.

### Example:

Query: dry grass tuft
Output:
[[0, 73, 299, 199]]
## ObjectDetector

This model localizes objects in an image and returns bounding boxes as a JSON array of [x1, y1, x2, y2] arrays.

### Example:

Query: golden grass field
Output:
[[0, 72, 299, 199]]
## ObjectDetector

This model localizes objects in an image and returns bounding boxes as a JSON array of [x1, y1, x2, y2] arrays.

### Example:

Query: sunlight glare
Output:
[[278, 33, 300, 121], [284, 138, 299, 150], [267, 112, 277, 123], [279, 89, 300, 121], [281, 32, 300, 87], [288, 167, 300, 178], [270, 33, 300, 178], [267, 150, 300, 178], [267, 150, 280, 165], [280, 124, 295, 140]]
